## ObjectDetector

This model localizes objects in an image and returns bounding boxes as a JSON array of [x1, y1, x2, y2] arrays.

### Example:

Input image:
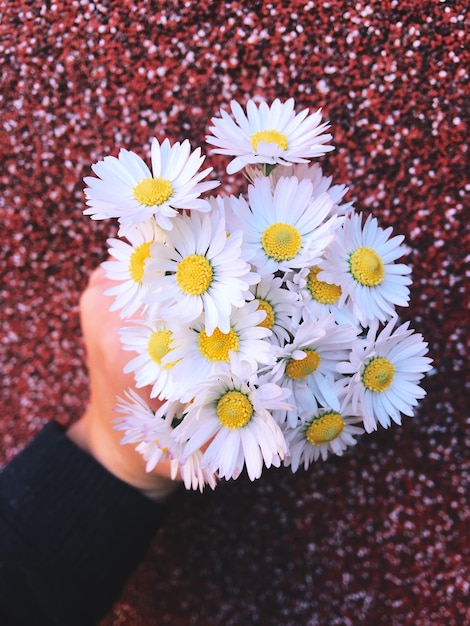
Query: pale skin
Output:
[[67, 266, 181, 502]]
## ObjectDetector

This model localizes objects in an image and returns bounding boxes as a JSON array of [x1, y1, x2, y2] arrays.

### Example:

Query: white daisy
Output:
[[101, 219, 163, 318], [226, 175, 339, 276], [269, 315, 359, 427], [173, 371, 291, 481], [113, 390, 217, 491], [283, 393, 364, 469], [249, 162, 354, 217], [119, 319, 181, 401], [113, 389, 180, 470], [337, 316, 433, 433], [251, 274, 299, 345], [319, 212, 413, 325], [144, 211, 259, 335], [206, 98, 334, 174], [290, 263, 359, 327], [164, 301, 275, 402], [83, 137, 219, 232]]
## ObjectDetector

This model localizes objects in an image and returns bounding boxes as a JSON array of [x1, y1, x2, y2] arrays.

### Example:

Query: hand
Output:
[[67, 266, 180, 501]]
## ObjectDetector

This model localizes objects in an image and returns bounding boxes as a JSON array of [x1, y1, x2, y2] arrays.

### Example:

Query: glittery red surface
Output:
[[1, 1, 469, 624]]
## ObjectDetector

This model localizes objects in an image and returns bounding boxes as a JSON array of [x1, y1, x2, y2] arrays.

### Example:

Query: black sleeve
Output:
[[0, 422, 167, 626]]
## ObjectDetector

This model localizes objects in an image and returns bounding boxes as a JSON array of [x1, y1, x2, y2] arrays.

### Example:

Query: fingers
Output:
[[74, 266, 183, 495], [80, 266, 166, 421]]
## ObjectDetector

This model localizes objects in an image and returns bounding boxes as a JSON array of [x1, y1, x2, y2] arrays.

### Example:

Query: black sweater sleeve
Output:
[[0, 422, 166, 626]]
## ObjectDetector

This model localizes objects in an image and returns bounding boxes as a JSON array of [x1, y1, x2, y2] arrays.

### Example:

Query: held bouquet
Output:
[[83, 98, 432, 491]]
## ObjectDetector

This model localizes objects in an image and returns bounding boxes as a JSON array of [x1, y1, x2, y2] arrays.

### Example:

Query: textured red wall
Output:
[[1, 1, 468, 625]]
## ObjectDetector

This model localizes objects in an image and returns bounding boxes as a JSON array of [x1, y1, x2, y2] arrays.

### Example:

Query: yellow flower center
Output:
[[147, 330, 177, 369], [256, 298, 275, 329], [362, 357, 395, 392], [261, 223, 302, 261], [250, 129, 288, 152], [176, 254, 213, 296], [129, 241, 152, 283], [216, 390, 253, 429], [305, 411, 345, 445], [307, 266, 342, 304], [133, 177, 173, 206], [285, 349, 321, 380], [349, 247, 385, 287], [198, 327, 239, 362]]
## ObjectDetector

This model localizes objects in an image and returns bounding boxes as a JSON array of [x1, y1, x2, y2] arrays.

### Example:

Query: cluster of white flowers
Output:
[[84, 98, 432, 490]]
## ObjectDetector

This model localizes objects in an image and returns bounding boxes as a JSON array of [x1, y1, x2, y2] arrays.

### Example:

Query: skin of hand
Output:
[[67, 266, 180, 502]]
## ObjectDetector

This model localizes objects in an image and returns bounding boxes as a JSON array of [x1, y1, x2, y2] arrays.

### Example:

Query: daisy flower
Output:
[[206, 98, 334, 174], [144, 211, 258, 335], [269, 315, 359, 427], [290, 263, 358, 326], [251, 274, 299, 345], [119, 319, 181, 401], [164, 301, 275, 402], [83, 137, 219, 232], [173, 371, 292, 481], [226, 175, 339, 275], [337, 316, 433, 433], [114, 390, 217, 491], [101, 219, 164, 318], [283, 392, 364, 469], [256, 162, 354, 217], [319, 212, 412, 325], [113, 389, 179, 471]]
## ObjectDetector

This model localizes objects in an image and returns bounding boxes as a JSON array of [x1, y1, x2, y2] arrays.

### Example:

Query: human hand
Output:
[[67, 266, 180, 501]]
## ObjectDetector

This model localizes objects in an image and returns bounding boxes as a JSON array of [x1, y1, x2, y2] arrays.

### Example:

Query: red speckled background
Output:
[[1, 1, 469, 625]]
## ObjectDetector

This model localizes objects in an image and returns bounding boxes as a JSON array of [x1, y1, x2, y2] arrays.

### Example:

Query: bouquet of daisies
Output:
[[83, 98, 432, 491]]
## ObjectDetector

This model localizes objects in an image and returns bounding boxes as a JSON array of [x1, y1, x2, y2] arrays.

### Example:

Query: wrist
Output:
[[66, 414, 179, 502]]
